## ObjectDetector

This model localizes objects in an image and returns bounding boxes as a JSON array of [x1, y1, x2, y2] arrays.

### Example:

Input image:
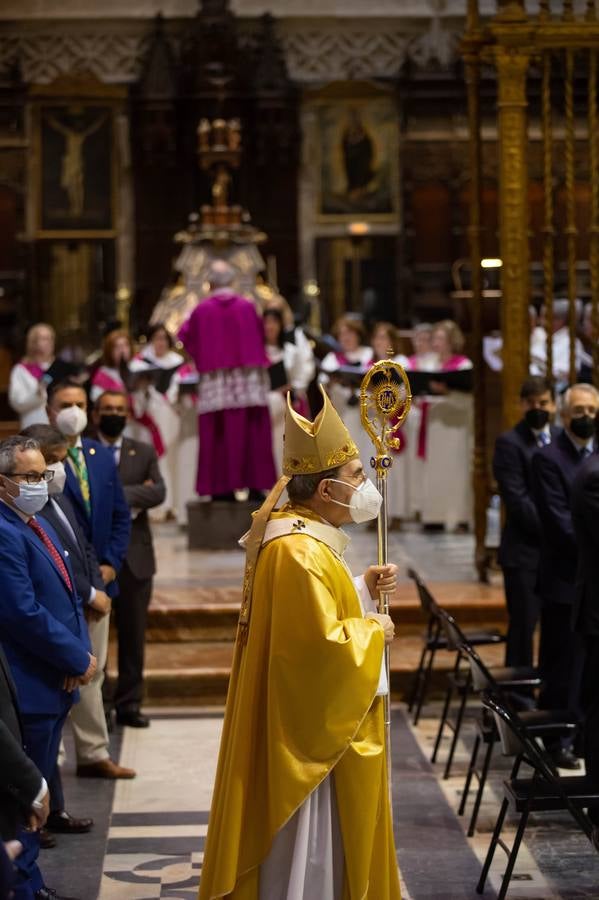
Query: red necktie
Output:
[[28, 517, 73, 594]]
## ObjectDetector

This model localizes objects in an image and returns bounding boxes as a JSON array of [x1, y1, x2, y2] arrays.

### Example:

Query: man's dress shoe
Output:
[[76, 758, 136, 779], [45, 811, 93, 834], [116, 710, 150, 728]]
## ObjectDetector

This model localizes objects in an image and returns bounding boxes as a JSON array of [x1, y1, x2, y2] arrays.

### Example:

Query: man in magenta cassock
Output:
[[178, 261, 276, 500]]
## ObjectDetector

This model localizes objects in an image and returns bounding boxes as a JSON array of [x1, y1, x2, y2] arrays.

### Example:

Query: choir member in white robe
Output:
[[8, 323, 55, 427], [320, 317, 374, 481], [420, 320, 474, 531], [529, 299, 584, 387], [405, 324, 440, 520], [131, 325, 184, 520], [166, 362, 200, 524]]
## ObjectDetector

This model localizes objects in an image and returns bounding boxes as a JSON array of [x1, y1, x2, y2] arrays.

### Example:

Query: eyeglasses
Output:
[[5, 470, 55, 485]]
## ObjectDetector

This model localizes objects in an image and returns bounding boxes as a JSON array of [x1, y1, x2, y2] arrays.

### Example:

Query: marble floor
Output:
[[39, 702, 599, 900], [151, 519, 484, 598]]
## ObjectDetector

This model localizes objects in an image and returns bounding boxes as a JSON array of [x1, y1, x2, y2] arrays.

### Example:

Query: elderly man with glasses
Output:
[[0, 434, 95, 900]]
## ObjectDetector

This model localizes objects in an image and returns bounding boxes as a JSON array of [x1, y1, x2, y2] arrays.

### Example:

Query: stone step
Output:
[[145, 580, 506, 643], [107, 635, 508, 706]]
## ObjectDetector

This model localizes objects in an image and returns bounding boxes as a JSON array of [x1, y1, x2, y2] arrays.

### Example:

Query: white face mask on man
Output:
[[56, 405, 88, 438], [327, 477, 383, 524], [47, 461, 67, 496]]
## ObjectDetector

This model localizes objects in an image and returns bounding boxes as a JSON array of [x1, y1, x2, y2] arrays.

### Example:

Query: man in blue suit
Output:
[[531, 382, 599, 769], [0, 435, 95, 900], [47, 382, 134, 781], [493, 376, 557, 671], [23, 423, 111, 838]]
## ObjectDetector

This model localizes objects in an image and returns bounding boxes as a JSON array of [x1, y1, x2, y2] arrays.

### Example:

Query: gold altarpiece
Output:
[[462, 0, 599, 578]]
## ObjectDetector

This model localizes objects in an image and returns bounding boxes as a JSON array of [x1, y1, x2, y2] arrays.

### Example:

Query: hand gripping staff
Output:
[[360, 356, 412, 804]]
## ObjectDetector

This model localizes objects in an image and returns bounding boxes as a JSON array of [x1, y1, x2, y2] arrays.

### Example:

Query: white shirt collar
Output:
[[565, 429, 595, 453], [99, 435, 123, 450], [531, 424, 551, 439]]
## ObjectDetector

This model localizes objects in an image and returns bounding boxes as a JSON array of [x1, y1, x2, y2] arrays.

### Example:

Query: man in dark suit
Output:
[[531, 382, 599, 768], [0, 435, 95, 899], [0, 643, 48, 845], [571, 452, 599, 809], [94, 390, 166, 728], [46, 382, 134, 780], [493, 376, 557, 670]]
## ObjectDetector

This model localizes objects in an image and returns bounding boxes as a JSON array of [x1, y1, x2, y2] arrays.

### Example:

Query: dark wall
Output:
[[130, 11, 299, 331]]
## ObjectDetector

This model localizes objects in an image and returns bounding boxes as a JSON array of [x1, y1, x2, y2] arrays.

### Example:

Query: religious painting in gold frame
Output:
[[33, 101, 117, 239], [314, 90, 399, 224]]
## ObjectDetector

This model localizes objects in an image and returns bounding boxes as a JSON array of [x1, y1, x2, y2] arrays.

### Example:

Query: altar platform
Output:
[[107, 520, 508, 705]]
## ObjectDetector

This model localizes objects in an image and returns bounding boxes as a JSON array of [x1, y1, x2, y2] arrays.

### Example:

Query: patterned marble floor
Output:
[[37, 524, 598, 899], [44, 704, 593, 900]]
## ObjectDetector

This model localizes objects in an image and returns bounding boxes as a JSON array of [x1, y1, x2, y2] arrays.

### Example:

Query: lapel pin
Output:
[[64, 550, 69, 557], [129, 449, 136, 456], [89, 448, 96, 456]]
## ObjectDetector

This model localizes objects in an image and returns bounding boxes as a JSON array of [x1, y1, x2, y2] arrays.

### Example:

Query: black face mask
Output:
[[99, 414, 127, 439], [570, 415, 596, 440], [525, 408, 550, 431]]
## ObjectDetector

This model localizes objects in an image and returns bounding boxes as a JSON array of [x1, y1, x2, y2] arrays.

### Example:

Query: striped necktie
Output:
[[68, 446, 91, 515], [28, 517, 73, 593]]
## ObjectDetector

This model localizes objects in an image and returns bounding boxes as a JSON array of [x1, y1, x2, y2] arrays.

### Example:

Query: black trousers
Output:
[[114, 562, 153, 713], [502, 566, 541, 668], [539, 600, 585, 750], [581, 635, 599, 820]]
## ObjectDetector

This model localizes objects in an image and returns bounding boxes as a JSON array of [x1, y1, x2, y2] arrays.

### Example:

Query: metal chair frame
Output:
[[406, 568, 505, 727], [432, 608, 540, 780], [476, 692, 597, 900], [458, 642, 576, 837]]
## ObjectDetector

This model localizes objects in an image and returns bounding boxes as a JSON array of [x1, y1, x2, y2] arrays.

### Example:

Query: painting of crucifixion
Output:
[[40, 105, 114, 233]]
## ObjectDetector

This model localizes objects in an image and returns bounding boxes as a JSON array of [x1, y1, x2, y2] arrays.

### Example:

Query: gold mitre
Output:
[[282, 385, 359, 476]]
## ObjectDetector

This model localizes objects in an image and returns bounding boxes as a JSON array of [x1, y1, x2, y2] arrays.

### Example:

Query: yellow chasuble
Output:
[[198, 504, 401, 900]]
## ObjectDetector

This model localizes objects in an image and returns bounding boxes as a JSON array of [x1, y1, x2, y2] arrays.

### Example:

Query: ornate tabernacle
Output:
[[149, 116, 269, 333]]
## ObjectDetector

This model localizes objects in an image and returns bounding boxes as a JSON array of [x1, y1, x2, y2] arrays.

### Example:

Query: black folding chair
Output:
[[477, 692, 599, 900], [406, 568, 505, 725], [459, 642, 578, 836], [432, 607, 540, 779]]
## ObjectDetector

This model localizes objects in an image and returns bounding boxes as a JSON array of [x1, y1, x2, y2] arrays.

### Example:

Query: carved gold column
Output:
[[462, 0, 488, 581], [589, 43, 599, 386], [564, 47, 578, 382], [541, 50, 555, 382], [493, 33, 532, 427]]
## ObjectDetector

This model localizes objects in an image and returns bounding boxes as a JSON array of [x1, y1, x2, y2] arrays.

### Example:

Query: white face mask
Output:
[[56, 405, 88, 438], [47, 461, 67, 496], [327, 477, 383, 524], [8, 479, 49, 516]]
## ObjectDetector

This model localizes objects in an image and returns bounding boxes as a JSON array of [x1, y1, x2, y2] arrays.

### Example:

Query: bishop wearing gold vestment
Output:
[[198, 386, 402, 900]]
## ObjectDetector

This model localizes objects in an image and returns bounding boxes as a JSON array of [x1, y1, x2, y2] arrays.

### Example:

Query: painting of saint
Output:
[[317, 98, 398, 220]]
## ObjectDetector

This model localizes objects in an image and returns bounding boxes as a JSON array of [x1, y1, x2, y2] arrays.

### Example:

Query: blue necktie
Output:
[[537, 431, 550, 447]]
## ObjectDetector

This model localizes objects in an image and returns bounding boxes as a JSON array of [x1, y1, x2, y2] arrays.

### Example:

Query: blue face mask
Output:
[[10, 479, 49, 516]]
